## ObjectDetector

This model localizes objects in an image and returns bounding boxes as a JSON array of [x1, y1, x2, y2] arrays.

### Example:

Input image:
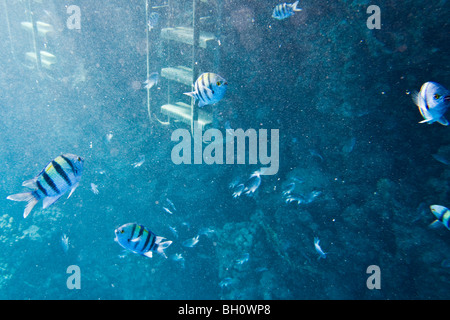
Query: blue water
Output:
[[0, 0, 449, 300]]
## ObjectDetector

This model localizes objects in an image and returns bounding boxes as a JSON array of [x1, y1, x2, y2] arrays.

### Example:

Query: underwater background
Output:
[[0, 0, 449, 300]]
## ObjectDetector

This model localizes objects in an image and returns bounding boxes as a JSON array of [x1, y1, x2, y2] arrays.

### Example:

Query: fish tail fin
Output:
[[156, 237, 172, 258], [183, 91, 197, 99], [293, 1, 302, 11], [7, 192, 39, 218]]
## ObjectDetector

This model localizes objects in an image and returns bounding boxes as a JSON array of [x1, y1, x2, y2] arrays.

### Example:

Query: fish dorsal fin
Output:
[[411, 91, 423, 108], [183, 91, 197, 98], [43, 194, 63, 209], [22, 178, 37, 189]]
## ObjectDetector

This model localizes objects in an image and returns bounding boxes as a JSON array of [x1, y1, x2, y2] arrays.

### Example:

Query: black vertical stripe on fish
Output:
[[196, 77, 207, 104], [60, 155, 77, 174], [148, 233, 157, 251], [129, 223, 137, 242], [202, 74, 212, 100], [52, 160, 72, 187], [43, 171, 60, 194], [141, 231, 153, 253], [36, 180, 48, 196], [208, 73, 215, 95], [133, 225, 144, 249]]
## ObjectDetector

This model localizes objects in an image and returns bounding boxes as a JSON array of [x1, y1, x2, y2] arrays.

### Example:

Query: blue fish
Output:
[[314, 237, 327, 260], [143, 72, 159, 90], [7, 154, 84, 218], [114, 223, 172, 258], [272, 1, 302, 20], [61, 234, 69, 253], [412, 82, 450, 126], [147, 12, 159, 31], [184, 73, 228, 107], [429, 205, 450, 230]]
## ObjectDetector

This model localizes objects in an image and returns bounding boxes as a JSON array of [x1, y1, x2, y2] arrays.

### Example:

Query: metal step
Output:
[[161, 66, 193, 86], [21, 21, 54, 37], [25, 51, 56, 69], [161, 102, 212, 128], [161, 27, 216, 49]]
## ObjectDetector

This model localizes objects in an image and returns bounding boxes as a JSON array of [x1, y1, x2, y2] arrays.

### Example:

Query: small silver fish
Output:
[[232, 184, 245, 198], [235, 253, 250, 265], [61, 234, 69, 253], [308, 190, 322, 202], [105, 132, 113, 143], [412, 82, 450, 126], [284, 194, 306, 205], [170, 253, 185, 268], [314, 237, 327, 260], [90, 183, 99, 195], [168, 225, 178, 238], [166, 198, 176, 212], [219, 277, 234, 288], [147, 12, 159, 31], [198, 227, 215, 238], [132, 155, 145, 168], [182, 235, 200, 248], [282, 182, 296, 196], [229, 177, 241, 190], [162, 206, 173, 215], [143, 72, 159, 90], [244, 171, 262, 196]]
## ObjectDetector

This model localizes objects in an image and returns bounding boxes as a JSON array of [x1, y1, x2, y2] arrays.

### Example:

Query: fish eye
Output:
[[434, 94, 441, 100], [77, 157, 82, 161], [216, 81, 221, 86], [120, 229, 124, 234]]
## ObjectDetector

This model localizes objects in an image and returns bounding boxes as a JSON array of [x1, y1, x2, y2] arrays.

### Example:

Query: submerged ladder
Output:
[[146, 0, 222, 134], [2, 0, 58, 76]]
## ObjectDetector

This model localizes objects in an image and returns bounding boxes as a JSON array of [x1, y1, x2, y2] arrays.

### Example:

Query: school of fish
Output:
[[4, 3, 450, 291]]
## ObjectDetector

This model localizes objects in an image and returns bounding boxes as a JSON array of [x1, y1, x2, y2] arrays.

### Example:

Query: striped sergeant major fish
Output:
[[429, 205, 450, 230], [7, 154, 84, 218], [114, 223, 172, 258], [184, 72, 228, 108], [412, 82, 450, 126], [272, 1, 302, 20]]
